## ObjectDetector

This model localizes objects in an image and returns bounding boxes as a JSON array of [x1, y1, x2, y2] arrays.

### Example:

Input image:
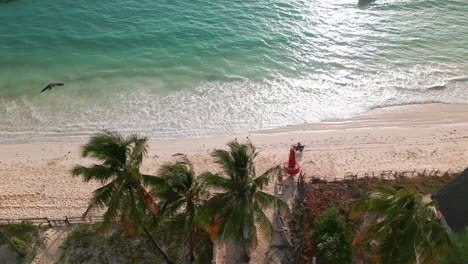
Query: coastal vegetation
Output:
[[70, 132, 286, 263], [3, 131, 461, 263], [311, 208, 352, 264], [58, 224, 165, 264], [351, 187, 451, 264], [0, 223, 47, 262], [153, 158, 211, 262], [65, 132, 463, 264], [198, 141, 289, 262], [437, 227, 468, 264], [71, 131, 172, 263], [296, 174, 459, 264]]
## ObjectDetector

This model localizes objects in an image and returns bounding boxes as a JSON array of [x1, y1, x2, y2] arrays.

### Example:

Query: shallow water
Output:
[[0, 0, 467, 143]]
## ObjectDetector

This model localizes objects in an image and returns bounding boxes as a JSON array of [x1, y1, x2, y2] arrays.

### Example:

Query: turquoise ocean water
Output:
[[0, 0, 467, 143]]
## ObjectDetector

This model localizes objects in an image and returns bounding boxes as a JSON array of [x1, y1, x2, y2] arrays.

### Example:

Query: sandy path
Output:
[[31, 227, 73, 264]]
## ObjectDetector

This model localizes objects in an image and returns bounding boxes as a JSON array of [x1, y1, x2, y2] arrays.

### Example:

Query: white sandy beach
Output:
[[1, 103, 467, 220]]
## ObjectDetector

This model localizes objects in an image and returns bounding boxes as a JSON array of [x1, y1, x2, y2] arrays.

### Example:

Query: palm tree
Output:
[[71, 131, 173, 264], [199, 140, 289, 262], [351, 186, 451, 264], [153, 158, 209, 263]]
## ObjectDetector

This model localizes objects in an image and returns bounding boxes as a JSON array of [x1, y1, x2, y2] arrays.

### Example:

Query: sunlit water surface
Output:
[[0, 0, 467, 142]]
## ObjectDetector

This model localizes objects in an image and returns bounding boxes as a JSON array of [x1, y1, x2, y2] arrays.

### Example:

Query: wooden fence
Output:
[[1, 169, 460, 227], [0, 216, 104, 227], [310, 168, 460, 183]]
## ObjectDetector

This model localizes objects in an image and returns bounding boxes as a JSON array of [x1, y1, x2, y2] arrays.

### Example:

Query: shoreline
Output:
[[0, 103, 467, 219], [1, 102, 467, 146]]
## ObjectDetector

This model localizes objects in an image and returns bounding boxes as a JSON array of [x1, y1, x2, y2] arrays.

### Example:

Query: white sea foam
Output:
[[0, 63, 466, 143]]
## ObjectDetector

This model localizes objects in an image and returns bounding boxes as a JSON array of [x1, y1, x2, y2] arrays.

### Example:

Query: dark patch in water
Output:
[[427, 85, 447, 91], [449, 77, 468, 83], [358, 0, 376, 7], [368, 101, 445, 111]]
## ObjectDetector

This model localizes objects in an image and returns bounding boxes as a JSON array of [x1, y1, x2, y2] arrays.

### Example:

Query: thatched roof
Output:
[[431, 168, 468, 231]]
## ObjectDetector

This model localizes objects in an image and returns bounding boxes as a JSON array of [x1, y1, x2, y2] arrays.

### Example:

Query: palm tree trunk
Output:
[[129, 187, 173, 264], [189, 228, 196, 263], [212, 239, 217, 264], [142, 225, 174, 264], [138, 185, 159, 216], [241, 238, 250, 263]]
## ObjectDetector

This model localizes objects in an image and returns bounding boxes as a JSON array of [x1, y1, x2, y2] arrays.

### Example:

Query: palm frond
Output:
[[227, 140, 257, 181], [216, 204, 243, 243], [253, 166, 281, 189], [99, 183, 126, 232], [199, 172, 231, 191], [141, 174, 166, 189], [72, 164, 117, 183], [253, 203, 272, 242], [197, 192, 233, 225], [123, 187, 147, 235], [127, 134, 148, 167], [82, 180, 121, 218], [81, 131, 128, 166], [255, 190, 289, 213], [211, 149, 237, 179], [356, 187, 451, 263]]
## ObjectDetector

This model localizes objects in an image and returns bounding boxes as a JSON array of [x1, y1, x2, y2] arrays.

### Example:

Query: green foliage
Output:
[[0, 223, 45, 248], [10, 236, 26, 249], [158, 223, 213, 264], [370, 174, 455, 195], [351, 186, 451, 264], [0, 223, 47, 261], [71, 131, 156, 234], [153, 158, 211, 262], [58, 225, 165, 264], [72, 131, 173, 263], [311, 208, 352, 264], [198, 140, 288, 261], [437, 227, 468, 264]]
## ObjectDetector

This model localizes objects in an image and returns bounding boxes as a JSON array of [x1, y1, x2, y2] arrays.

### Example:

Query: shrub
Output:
[[10, 236, 26, 249], [438, 227, 468, 264], [0, 223, 47, 261], [58, 224, 166, 264], [311, 208, 352, 264]]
